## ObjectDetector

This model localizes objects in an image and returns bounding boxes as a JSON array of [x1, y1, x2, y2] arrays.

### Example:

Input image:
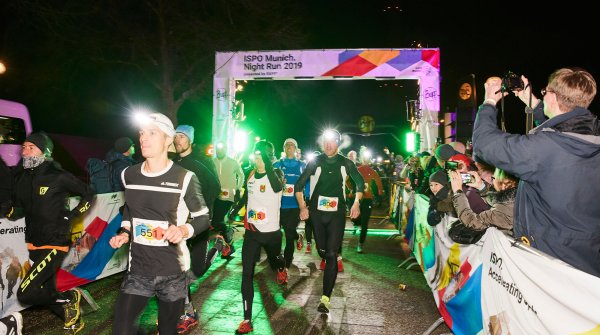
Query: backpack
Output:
[[86, 157, 114, 194]]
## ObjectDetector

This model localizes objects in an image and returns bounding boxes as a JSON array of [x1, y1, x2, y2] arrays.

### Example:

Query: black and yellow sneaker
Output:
[[64, 318, 84, 334], [317, 295, 330, 314], [63, 289, 82, 328]]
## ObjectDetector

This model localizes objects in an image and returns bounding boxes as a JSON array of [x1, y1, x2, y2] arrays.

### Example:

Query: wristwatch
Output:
[[116, 227, 132, 239]]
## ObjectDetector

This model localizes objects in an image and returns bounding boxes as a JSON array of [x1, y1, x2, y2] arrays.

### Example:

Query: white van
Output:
[[0, 99, 32, 166]]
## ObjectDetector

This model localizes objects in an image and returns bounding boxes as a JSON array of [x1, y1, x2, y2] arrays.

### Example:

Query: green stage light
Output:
[[405, 132, 420, 153]]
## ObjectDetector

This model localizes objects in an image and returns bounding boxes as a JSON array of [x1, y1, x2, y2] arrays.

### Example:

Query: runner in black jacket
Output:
[[294, 129, 364, 314], [7, 131, 94, 334]]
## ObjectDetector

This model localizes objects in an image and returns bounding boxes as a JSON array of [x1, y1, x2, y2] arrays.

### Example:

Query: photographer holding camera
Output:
[[473, 68, 600, 277], [446, 153, 490, 214], [449, 168, 518, 237]]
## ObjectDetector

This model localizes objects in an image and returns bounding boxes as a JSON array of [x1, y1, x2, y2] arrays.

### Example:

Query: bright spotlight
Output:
[[233, 130, 248, 154], [131, 106, 156, 127]]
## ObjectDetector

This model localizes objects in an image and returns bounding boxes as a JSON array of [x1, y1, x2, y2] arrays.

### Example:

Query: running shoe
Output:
[[296, 233, 304, 250], [276, 268, 288, 285], [235, 320, 253, 334], [305, 242, 312, 254], [176, 311, 199, 334], [63, 289, 82, 328], [317, 295, 330, 314], [221, 243, 235, 259], [319, 259, 326, 271], [0, 311, 22, 335], [337, 256, 344, 272], [64, 318, 84, 334], [214, 235, 225, 253], [357, 243, 363, 254]]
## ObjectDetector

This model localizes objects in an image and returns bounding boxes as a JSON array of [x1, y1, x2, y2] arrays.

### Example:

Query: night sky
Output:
[[1, 0, 597, 160]]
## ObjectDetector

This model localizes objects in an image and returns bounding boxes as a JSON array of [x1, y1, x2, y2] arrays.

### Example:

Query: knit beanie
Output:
[[176, 125, 195, 143], [114, 137, 134, 153], [25, 131, 54, 158], [434, 144, 459, 161], [429, 170, 449, 187]]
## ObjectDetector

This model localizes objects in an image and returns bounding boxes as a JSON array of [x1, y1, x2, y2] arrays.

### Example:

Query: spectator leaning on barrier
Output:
[[449, 168, 518, 236], [447, 153, 490, 214], [473, 68, 600, 277], [427, 169, 455, 226]]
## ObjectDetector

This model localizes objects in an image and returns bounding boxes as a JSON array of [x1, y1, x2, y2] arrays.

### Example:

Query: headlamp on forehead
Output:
[[322, 129, 341, 144]]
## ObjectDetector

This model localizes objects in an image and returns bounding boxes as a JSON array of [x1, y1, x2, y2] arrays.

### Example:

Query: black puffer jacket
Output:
[[11, 160, 94, 248]]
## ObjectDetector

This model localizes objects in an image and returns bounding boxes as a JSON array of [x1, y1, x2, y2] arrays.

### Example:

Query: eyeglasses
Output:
[[541, 87, 555, 97]]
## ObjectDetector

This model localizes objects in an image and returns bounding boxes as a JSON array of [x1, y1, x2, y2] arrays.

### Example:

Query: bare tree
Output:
[[9, 0, 306, 126]]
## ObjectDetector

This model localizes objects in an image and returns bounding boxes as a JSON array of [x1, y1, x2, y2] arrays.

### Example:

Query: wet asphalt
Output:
[[19, 205, 452, 335]]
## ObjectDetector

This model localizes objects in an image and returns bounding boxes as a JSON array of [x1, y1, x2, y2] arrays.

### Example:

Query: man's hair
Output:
[[548, 68, 597, 111], [254, 140, 275, 161]]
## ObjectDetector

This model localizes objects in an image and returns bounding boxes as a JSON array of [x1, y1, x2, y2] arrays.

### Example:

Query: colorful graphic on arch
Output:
[[321, 49, 440, 77]]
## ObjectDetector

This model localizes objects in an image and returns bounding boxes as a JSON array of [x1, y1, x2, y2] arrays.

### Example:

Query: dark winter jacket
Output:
[[10, 160, 94, 248], [105, 150, 136, 192], [473, 103, 600, 277], [174, 154, 221, 216], [452, 187, 516, 236], [427, 186, 456, 226]]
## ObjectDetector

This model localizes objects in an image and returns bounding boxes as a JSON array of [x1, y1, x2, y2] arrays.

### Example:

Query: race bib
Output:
[[132, 218, 169, 247], [317, 196, 339, 212], [282, 184, 295, 197], [247, 207, 268, 225]]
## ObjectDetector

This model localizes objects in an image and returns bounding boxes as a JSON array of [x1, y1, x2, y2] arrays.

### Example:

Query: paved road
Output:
[[20, 209, 452, 335]]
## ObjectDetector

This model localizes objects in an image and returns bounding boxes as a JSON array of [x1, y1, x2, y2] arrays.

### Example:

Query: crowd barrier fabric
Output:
[[0, 192, 128, 318], [407, 193, 600, 335]]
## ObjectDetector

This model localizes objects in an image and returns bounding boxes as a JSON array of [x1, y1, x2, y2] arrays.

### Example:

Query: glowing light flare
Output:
[[131, 106, 157, 127], [233, 129, 248, 154]]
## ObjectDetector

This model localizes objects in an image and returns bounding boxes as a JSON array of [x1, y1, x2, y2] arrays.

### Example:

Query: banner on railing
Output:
[[409, 193, 600, 335], [0, 192, 128, 318]]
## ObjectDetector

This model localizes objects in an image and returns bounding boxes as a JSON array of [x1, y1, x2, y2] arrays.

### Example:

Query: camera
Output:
[[501, 71, 524, 92], [460, 173, 473, 184], [445, 161, 459, 171]]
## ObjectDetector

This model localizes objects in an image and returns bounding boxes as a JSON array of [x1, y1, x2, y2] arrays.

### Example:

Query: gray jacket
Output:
[[452, 188, 516, 237], [473, 103, 600, 277]]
